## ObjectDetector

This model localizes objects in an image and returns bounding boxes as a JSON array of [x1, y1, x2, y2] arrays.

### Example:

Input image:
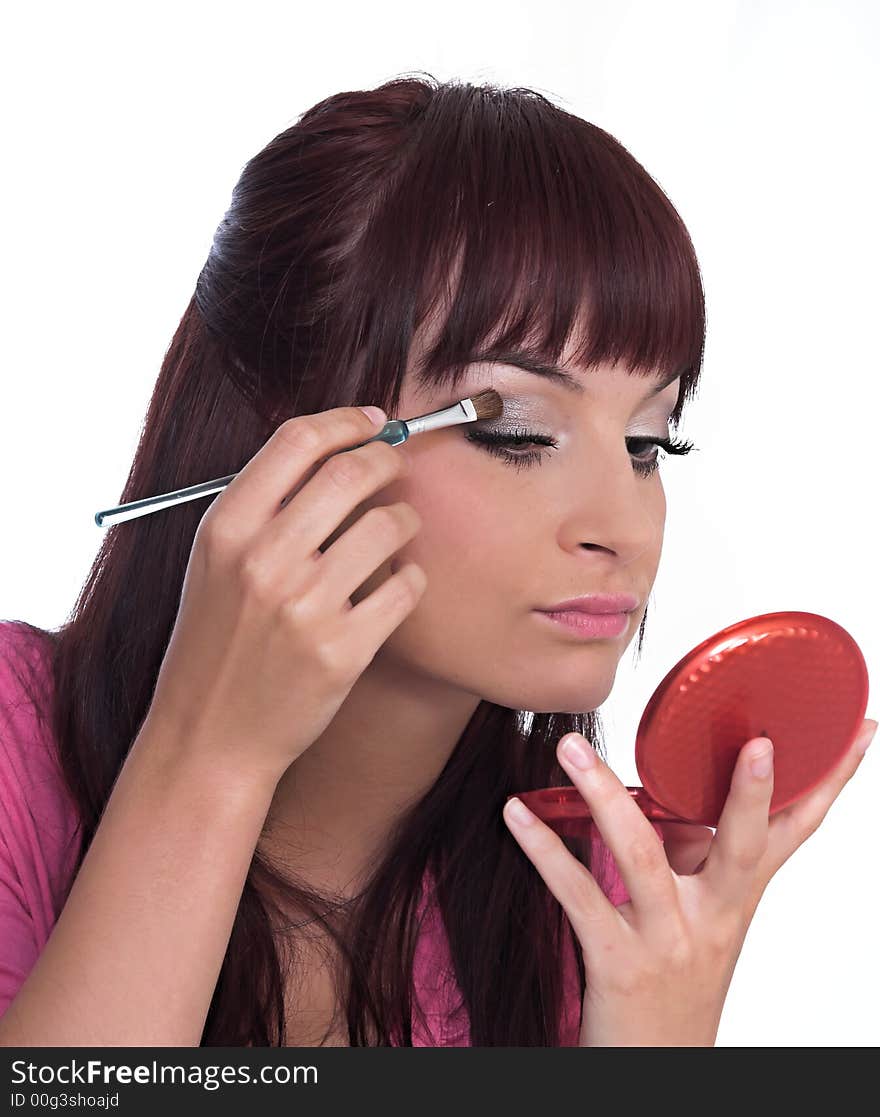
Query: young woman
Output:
[[0, 74, 873, 1048]]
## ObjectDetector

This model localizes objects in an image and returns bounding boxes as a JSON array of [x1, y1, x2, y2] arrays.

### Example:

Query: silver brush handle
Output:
[[94, 398, 476, 529], [93, 421, 409, 528], [94, 473, 241, 527]]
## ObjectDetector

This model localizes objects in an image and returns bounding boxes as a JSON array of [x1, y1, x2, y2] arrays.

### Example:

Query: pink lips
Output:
[[533, 594, 639, 639], [538, 593, 639, 614], [535, 610, 630, 638]]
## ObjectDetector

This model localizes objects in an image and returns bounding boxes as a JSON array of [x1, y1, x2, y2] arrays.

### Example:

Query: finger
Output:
[[556, 733, 679, 927], [217, 406, 388, 536], [276, 437, 408, 558], [698, 736, 774, 910], [765, 718, 878, 872], [346, 559, 428, 648], [502, 795, 623, 956], [316, 500, 422, 608]]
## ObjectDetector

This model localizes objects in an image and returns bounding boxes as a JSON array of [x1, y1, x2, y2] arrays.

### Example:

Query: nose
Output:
[[555, 445, 664, 568]]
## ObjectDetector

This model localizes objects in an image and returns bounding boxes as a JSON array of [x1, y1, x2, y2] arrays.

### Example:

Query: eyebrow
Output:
[[467, 349, 684, 398]]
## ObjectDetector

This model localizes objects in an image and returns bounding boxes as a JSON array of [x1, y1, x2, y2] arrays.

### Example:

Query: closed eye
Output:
[[464, 427, 696, 478]]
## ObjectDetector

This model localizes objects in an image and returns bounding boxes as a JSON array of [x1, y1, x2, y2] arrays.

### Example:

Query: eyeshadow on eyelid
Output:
[[487, 388, 672, 420]]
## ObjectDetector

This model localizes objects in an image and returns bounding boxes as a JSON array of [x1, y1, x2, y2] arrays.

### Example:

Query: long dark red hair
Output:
[[4, 73, 705, 1045]]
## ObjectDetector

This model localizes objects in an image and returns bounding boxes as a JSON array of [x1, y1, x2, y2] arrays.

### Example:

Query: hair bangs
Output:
[[367, 81, 704, 428]]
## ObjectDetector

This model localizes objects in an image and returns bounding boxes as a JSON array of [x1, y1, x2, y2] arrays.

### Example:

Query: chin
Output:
[[526, 695, 610, 716], [482, 675, 616, 716]]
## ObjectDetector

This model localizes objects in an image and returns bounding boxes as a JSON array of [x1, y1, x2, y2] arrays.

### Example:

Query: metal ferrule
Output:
[[400, 396, 478, 435]]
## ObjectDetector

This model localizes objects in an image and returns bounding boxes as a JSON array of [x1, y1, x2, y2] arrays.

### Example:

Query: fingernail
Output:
[[750, 740, 773, 779], [359, 405, 386, 426], [561, 733, 598, 771], [857, 721, 878, 755], [506, 796, 535, 826]]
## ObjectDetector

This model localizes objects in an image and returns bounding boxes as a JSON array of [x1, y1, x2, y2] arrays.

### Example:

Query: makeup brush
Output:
[[94, 388, 503, 528]]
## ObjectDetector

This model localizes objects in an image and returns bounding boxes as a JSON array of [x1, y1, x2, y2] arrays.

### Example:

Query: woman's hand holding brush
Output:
[[145, 406, 426, 787]]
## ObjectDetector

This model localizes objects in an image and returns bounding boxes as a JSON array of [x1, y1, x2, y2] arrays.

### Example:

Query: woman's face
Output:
[[337, 336, 681, 715]]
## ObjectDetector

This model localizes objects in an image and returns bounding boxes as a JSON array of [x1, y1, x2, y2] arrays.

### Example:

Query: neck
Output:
[[258, 651, 481, 898]]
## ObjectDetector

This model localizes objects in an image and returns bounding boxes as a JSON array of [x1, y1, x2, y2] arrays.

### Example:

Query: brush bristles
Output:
[[468, 387, 503, 421]]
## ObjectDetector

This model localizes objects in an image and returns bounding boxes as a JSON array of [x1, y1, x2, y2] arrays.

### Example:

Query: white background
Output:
[[2, 0, 877, 1046]]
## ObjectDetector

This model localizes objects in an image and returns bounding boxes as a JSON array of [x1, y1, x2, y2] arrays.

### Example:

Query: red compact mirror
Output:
[[514, 611, 869, 835]]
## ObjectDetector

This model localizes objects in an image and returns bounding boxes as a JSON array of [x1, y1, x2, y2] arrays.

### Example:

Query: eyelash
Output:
[[464, 428, 696, 477]]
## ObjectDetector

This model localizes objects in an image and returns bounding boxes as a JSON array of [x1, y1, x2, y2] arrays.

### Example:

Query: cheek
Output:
[[373, 460, 542, 680], [345, 452, 527, 625], [396, 460, 512, 588]]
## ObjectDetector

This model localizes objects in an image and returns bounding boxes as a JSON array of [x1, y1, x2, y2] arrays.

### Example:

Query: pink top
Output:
[[0, 619, 652, 1046]]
